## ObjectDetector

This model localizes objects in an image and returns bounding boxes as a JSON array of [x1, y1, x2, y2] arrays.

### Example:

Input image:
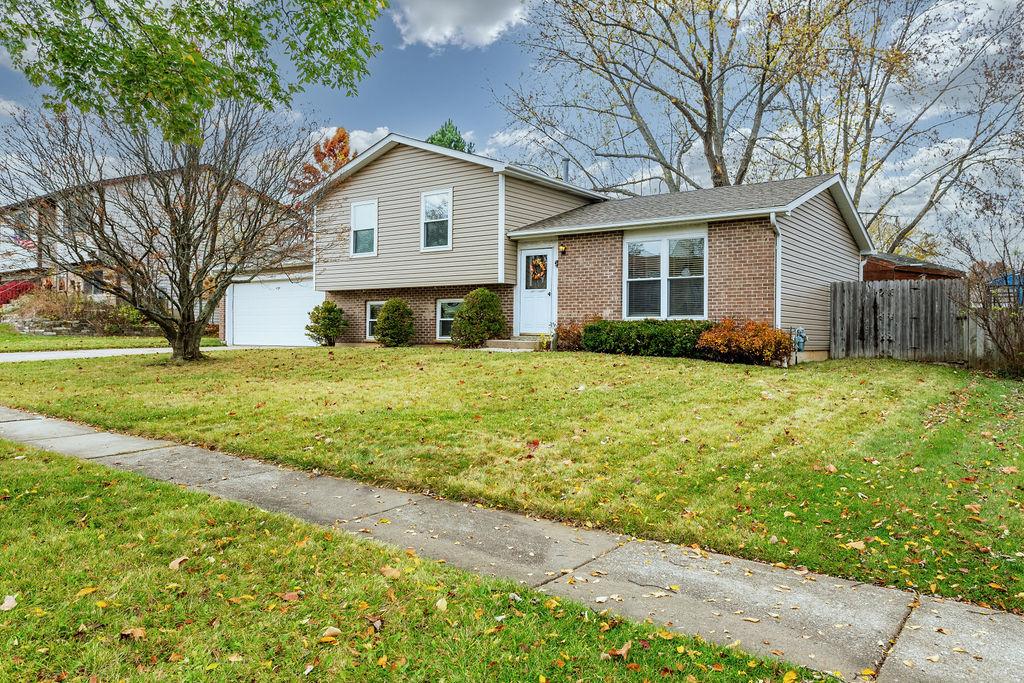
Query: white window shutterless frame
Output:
[[420, 188, 452, 251], [350, 199, 377, 257], [623, 229, 707, 319]]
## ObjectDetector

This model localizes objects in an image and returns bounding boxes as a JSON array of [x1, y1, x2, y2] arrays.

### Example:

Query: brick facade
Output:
[[556, 231, 624, 322], [327, 284, 514, 344], [552, 218, 776, 325], [706, 217, 776, 323]]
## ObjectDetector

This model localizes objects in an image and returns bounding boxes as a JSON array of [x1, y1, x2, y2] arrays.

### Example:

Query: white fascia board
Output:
[[499, 167, 606, 200], [302, 132, 604, 205], [507, 207, 782, 240]]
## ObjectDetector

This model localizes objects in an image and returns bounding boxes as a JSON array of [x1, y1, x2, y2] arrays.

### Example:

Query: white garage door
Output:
[[229, 277, 323, 347]]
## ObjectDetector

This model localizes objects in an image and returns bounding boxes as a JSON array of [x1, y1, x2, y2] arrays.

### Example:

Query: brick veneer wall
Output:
[[327, 284, 514, 344], [706, 217, 776, 323], [553, 218, 776, 325], [556, 231, 624, 322]]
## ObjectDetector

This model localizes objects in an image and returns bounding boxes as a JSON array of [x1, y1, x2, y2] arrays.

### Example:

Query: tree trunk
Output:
[[169, 326, 205, 362]]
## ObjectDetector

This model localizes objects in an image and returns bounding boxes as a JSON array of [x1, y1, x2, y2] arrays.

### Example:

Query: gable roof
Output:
[[508, 174, 875, 253], [305, 133, 605, 203]]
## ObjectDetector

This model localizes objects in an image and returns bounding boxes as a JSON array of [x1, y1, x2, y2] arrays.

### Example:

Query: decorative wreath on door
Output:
[[529, 256, 547, 282]]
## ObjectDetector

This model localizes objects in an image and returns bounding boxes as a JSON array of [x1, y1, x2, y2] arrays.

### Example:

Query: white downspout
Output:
[[770, 211, 781, 329]]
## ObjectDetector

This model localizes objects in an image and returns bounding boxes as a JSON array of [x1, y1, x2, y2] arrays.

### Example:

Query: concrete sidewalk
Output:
[[1, 405, 1020, 681], [0, 345, 260, 363]]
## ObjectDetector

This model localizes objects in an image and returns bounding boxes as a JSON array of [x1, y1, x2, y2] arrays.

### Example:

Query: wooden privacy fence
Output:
[[830, 280, 999, 367]]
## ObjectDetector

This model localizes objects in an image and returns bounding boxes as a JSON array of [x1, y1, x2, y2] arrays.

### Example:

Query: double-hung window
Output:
[[350, 199, 377, 257], [421, 188, 452, 251], [624, 231, 706, 319], [436, 299, 463, 340], [366, 301, 385, 340]]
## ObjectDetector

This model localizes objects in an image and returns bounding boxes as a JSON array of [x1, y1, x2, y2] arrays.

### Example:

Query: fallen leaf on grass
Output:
[[435, 597, 448, 612], [75, 587, 98, 598], [999, 466, 1019, 475], [280, 591, 301, 602], [119, 627, 146, 641], [845, 540, 866, 551], [168, 556, 189, 570], [605, 640, 632, 660], [379, 566, 401, 580], [0, 595, 16, 611]]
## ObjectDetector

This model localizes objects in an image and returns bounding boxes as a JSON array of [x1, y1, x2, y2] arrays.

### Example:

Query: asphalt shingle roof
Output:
[[511, 174, 837, 235]]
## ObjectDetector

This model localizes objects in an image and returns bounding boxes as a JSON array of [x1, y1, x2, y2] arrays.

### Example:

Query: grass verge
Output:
[[0, 440, 811, 681]]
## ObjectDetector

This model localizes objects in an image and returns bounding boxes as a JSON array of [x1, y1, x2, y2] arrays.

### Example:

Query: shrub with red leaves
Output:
[[554, 316, 601, 351], [696, 318, 794, 366]]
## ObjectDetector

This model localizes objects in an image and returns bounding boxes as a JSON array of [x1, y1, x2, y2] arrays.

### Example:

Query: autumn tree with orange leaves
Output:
[[290, 127, 353, 195]]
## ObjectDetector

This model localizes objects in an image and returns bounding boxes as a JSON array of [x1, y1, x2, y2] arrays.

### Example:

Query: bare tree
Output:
[[944, 135, 1024, 378], [501, 0, 850, 194], [769, 0, 1023, 253], [501, 0, 1021, 255], [0, 101, 316, 361]]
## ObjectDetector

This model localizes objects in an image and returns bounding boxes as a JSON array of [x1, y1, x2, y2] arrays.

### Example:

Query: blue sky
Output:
[[0, 0, 532, 155]]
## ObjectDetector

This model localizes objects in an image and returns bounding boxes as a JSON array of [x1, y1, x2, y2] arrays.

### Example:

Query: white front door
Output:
[[519, 247, 554, 334]]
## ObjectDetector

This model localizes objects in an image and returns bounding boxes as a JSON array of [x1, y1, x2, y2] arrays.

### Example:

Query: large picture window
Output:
[[421, 188, 452, 251], [624, 232, 706, 319], [350, 199, 377, 256]]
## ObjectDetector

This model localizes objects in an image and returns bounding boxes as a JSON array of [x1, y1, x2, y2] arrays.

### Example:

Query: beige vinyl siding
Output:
[[503, 177, 595, 282], [315, 145, 501, 290], [778, 191, 861, 351]]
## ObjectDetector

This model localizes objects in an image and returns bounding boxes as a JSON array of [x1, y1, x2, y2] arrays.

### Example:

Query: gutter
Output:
[[507, 207, 788, 240], [770, 211, 782, 329]]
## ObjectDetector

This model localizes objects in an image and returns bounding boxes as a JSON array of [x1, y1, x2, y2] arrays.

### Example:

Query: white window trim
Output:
[[366, 300, 385, 340], [435, 298, 464, 341], [420, 187, 453, 252], [622, 226, 708, 321], [350, 198, 378, 258]]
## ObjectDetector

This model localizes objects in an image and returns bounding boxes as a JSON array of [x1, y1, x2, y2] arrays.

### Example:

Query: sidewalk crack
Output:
[[530, 541, 627, 589], [871, 594, 919, 679]]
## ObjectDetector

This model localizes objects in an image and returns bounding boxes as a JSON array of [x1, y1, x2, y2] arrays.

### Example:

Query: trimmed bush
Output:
[[305, 300, 348, 346], [696, 318, 795, 366], [553, 317, 600, 351], [374, 298, 414, 347], [450, 288, 506, 348], [581, 319, 714, 357]]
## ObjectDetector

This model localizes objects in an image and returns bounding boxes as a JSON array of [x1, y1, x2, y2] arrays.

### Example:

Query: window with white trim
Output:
[[421, 188, 452, 251], [350, 199, 377, 256], [436, 298, 463, 340], [366, 300, 385, 340], [624, 233, 706, 319]]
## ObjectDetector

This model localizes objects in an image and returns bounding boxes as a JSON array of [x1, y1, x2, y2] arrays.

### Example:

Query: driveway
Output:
[[0, 345, 261, 363]]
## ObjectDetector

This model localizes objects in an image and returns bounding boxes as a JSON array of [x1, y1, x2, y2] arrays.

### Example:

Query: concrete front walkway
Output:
[[1, 406, 1020, 682], [0, 345, 260, 363]]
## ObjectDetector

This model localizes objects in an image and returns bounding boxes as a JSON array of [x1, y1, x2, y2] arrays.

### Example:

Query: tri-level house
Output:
[[307, 134, 874, 356]]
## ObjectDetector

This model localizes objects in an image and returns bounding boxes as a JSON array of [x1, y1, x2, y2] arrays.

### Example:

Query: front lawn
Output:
[[0, 348, 1020, 611], [0, 323, 223, 353], [0, 441, 802, 681]]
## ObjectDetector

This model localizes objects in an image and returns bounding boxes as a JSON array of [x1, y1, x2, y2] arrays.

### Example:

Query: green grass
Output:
[[0, 323, 223, 353], [0, 348, 1021, 612], [0, 441, 810, 682]]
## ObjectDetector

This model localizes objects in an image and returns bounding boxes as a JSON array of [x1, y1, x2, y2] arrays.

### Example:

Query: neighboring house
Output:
[[2, 174, 320, 346], [310, 134, 874, 354], [863, 253, 963, 281]]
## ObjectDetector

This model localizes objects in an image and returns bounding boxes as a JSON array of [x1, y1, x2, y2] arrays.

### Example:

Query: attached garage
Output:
[[225, 275, 323, 347]]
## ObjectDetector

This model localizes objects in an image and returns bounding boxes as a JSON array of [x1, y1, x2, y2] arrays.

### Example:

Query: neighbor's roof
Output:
[[867, 253, 963, 275], [303, 133, 605, 204], [508, 174, 875, 253]]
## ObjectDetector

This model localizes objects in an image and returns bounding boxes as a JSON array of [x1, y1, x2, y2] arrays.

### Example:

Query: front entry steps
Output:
[[484, 335, 543, 351]]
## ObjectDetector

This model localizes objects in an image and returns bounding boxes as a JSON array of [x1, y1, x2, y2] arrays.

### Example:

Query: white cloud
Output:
[[0, 98, 23, 117], [390, 0, 526, 49], [347, 126, 390, 154], [480, 127, 550, 158]]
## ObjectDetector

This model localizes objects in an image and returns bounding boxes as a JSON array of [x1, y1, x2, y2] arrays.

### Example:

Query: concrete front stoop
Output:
[[1, 405, 1021, 682]]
